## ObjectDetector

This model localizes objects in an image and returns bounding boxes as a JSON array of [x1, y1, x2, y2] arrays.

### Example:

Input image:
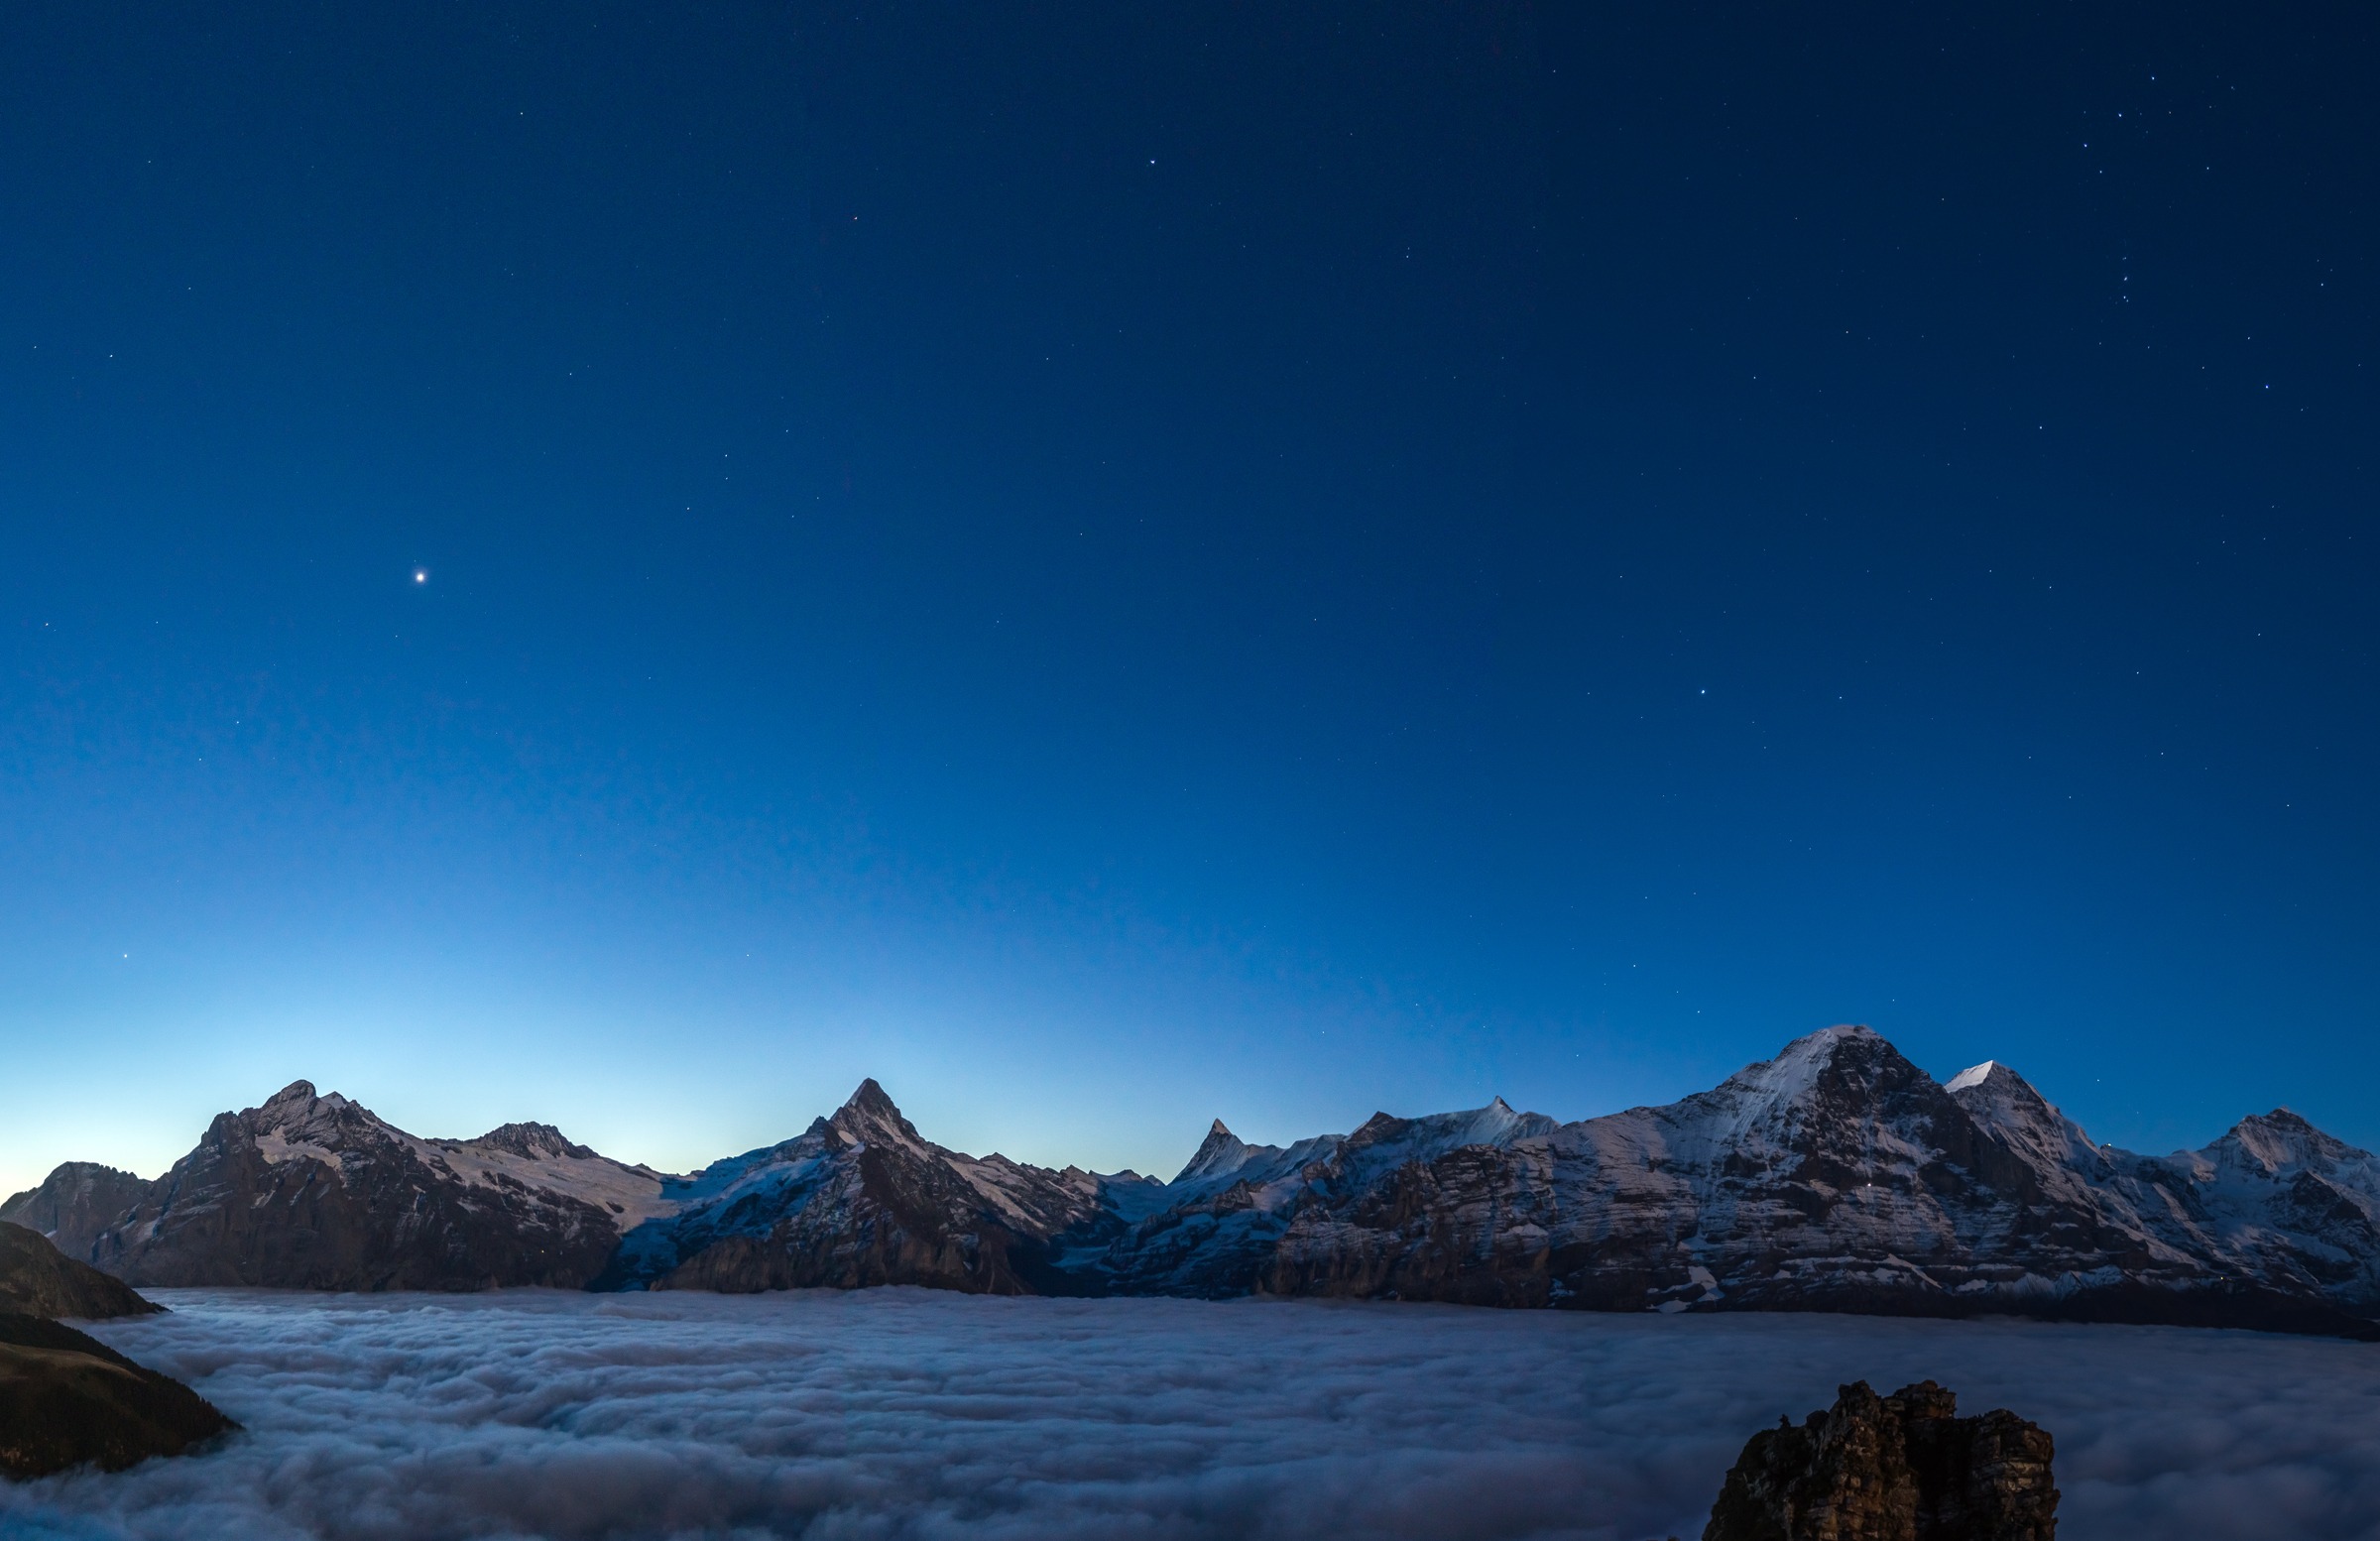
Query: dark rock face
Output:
[[0, 1163, 153, 1263], [1703, 1380, 2057, 1541], [0, 1312, 236, 1480], [0, 1224, 159, 1321], [603, 1080, 1109, 1295], [85, 1082, 671, 1292]]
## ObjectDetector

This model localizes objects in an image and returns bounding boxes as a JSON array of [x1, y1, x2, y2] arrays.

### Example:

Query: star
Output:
[[414, 569, 428, 583]]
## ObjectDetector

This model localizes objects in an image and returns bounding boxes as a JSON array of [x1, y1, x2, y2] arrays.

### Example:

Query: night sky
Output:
[[5, 3, 2375, 1192]]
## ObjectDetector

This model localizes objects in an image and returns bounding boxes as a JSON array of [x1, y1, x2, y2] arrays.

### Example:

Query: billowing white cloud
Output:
[[5, 1290, 2377, 1540]]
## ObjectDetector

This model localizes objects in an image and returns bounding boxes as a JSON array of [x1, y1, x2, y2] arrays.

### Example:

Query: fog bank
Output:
[[5, 1290, 2377, 1540]]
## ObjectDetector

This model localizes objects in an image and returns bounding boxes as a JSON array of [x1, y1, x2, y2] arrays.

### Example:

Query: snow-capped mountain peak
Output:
[[2203, 1109, 2371, 1182], [826, 1079, 933, 1154], [1944, 1060, 1997, 1093], [1174, 1119, 1256, 1184], [1716, 1023, 1890, 1106], [468, 1123, 591, 1161], [1343, 1099, 1556, 1163], [1943, 1057, 2104, 1182]]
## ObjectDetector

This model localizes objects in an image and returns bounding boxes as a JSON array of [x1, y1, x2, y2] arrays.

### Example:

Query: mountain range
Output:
[[10, 1025, 2380, 1338]]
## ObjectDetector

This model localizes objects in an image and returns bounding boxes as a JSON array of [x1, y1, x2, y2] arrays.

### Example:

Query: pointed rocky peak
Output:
[[1799, 1022, 1888, 1054], [245, 1078, 383, 1156], [1755, 1023, 1890, 1073], [1678, 1025, 1959, 1166], [1946, 1059, 2054, 1118], [253, 1080, 332, 1135], [826, 1079, 929, 1151], [1451, 1095, 1556, 1144], [1944, 1056, 2104, 1173], [1173, 1119, 1254, 1185], [1348, 1112, 1407, 1146], [472, 1123, 596, 1162], [1717, 1024, 1923, 1109], [2209, 1109, 2366, 1177]]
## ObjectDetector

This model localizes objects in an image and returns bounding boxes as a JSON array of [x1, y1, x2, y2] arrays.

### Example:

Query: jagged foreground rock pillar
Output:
[[1702, 1380, 2057, 1541]]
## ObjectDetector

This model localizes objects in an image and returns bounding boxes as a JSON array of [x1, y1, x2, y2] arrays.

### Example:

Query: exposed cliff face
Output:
[[1702, 1379, 2057, 1541], [85, 1082, 672, 1292], [0, 1163, 154, 1263], [0, 1224, 159, 1322], [0, 1312, 236, 1480], [602, 1080, 1110, 1295]]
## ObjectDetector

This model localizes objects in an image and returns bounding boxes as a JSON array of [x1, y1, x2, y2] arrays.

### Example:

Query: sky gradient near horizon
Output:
[[4, 2, 2377, 1194]]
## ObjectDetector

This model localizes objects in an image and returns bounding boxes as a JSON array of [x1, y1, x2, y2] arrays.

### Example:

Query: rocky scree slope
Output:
[[19, 1026, 2380, 1334]]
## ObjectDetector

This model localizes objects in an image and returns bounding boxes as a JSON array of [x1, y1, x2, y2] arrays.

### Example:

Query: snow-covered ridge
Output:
[[242, 1080, 681, 1229]]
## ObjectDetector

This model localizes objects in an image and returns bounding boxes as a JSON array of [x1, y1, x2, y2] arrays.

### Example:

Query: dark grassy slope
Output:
[[0, 1313, 236, 1480]]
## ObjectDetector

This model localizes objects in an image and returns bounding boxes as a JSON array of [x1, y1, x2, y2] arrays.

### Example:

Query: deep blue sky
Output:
[[4, 3, 2376, 1192]]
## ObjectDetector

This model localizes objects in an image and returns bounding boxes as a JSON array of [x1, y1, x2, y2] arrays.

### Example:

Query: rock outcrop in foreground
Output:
[[0, 1313, 236, 1480], [1704, 1380, 2057, 1541]]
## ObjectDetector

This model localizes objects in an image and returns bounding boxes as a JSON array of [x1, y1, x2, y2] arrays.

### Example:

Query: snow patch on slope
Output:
[[243, 1082, 680, 1227], [1944, 1060, 1996, 1094]]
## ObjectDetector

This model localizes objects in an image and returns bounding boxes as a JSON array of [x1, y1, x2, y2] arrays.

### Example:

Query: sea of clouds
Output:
[[4, 1288, 2378, 1540]]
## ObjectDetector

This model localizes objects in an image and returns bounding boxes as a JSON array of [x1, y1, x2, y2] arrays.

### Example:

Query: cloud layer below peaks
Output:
[[6, 1289, 2379, 1541]]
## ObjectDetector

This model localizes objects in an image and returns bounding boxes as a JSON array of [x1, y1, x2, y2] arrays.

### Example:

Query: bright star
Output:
[[414, 569, 427, 583]]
